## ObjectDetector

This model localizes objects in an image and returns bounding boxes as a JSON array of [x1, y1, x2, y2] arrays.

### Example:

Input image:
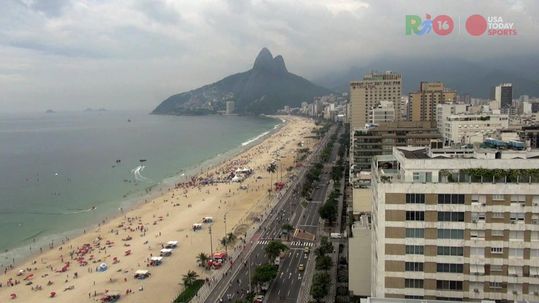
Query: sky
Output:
[[0, 0, 537, 112]]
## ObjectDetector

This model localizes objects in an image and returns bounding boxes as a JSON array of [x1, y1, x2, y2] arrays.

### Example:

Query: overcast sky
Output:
[[1, 0, 537, 112]]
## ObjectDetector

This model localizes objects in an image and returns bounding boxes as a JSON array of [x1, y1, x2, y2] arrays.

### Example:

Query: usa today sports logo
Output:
[[406, 14, 517, 36]]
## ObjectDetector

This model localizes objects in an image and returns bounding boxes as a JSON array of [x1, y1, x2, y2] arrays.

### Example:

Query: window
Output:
[[406, 211, 425, 221], [509, 248, 524, 258], [491, 230, 504, 237], [405, 262, 424, 272], [470, 247, 485, 257], [492, 212, 504, 219], [470, 230, 485, 239], [510, 213, 525, 222], [405, 279, 424, 288], [490, 265, 503, 272], [406, 228, 424, 238], [437, 263, 464, 273], [438, 229, 464, 239], [406, 245, 424, 255], [490, 247, 503, 254], [437, 246, 464, 256], [471, 212, 486, 222], [489, 282, 502, 289], [436, 280, 463, 290], [511, 195, 525, 202], [532, 231, 539, 241], [438, 194, 465, 204], [493, 194, 505, 201], [438, 212, 464, 222], [405, 296, 424, 300], [406, 194, 425, 204], [510, 231, 524, 241]]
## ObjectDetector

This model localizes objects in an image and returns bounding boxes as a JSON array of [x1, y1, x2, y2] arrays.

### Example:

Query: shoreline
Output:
[[0, 115, 310, 303], [0, 116, 284, 272]]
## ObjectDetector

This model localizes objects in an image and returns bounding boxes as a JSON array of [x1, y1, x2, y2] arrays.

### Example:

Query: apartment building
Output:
[[351, 121, 440, 172], [441, 113, 509, 145], [349, 72, 402, 130], [371, 145, 539, 301], [408, 82, 457, 122], [371, 101, 396, 124]]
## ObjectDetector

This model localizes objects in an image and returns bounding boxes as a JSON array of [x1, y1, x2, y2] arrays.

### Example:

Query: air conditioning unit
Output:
[[513, 290, 518, 295], [474, 288, 479, 293], [482, 203, 487, 206], [512, 274, 518, 277], [534, 202, 539, 206], [473, 219, 478, 223]]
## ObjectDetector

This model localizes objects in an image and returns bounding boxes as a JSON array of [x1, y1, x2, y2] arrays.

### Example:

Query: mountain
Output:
[[152, 48, 332, 115], [315, 56, 539, 98]]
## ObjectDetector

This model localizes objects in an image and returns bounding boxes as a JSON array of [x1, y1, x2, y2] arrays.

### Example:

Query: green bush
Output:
[[173, 279, 204, 303]]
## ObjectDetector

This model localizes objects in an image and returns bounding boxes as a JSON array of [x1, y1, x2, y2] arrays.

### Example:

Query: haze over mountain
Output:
[[152, 48, 332, 115], [316, 56, 539, 98]]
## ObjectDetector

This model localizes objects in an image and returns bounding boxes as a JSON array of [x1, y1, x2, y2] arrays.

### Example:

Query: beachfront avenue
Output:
[[203, 123, 341, 303]]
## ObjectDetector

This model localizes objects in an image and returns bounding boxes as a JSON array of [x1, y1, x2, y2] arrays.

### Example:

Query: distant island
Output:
[[151, 48, 332, 116]]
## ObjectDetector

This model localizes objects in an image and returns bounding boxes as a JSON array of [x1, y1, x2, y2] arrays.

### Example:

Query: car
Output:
[[253, 295, 264, 303], [303, 247, 310, 254], [298, 264, 304, 271]]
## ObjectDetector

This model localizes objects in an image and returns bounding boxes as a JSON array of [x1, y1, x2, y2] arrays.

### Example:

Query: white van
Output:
[[330, 233, 342, 239]]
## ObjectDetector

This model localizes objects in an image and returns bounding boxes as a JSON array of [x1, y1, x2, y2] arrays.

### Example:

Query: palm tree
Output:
[[221, 232, 238, 249], [182, 270, 199, 287], [196, 253, 209, 268], [267, 162, 277, 192]]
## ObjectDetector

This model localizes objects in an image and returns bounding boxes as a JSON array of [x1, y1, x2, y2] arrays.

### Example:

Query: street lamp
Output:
[[209, 225, 213, 257], [224, 213, 228, 255]]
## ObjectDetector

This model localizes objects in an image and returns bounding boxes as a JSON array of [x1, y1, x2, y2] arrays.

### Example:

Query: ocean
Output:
[[0, 111, 279, 267]]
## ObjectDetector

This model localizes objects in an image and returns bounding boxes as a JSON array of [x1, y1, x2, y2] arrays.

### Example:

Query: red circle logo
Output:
[[432, 15, 454, 36], [466, 14, 487, 36]]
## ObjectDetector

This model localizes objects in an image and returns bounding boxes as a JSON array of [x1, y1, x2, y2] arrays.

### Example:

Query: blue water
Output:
[[0, 111, 278, 265]]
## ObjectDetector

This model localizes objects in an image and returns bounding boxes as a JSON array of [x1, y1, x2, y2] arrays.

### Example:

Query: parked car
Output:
[[298, 264, 304, 271]]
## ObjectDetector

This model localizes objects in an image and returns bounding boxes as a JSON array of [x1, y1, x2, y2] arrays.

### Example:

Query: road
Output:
[[204, 125, 339, 303]]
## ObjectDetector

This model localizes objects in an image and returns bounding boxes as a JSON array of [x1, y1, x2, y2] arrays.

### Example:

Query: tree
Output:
[[310, 272, 330, 302], [252, 263, 278, 284], [182, 270, 199, 287], [267, 162, 277, 192], [221, 233, 237, 247], [318, 236, 334, 256], [264, 240, 288, 262], [315, 255, 332, 270], [318, 200, 337, 224], [281, 224, 294, 240], [196, 252, 209, 268]]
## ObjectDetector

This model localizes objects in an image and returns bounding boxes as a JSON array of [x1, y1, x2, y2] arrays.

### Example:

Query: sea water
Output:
[[0, 110, 278, 267]]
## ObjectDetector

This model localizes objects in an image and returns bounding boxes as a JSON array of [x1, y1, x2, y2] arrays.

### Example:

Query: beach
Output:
[[0, 116, 317, 302]]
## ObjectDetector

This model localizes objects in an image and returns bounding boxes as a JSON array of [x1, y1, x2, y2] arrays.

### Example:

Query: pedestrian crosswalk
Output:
[[257, 240, 314, 247]]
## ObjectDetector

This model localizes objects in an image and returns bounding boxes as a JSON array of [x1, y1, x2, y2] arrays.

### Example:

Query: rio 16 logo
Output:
[[406, 14, 517, 37], [406, 14, 454, 36]]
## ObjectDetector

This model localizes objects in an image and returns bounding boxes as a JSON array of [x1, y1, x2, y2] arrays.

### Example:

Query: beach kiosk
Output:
[[134, 269, 151, 280], [160, 248, 173, 257], [149, 256, 163, 266], [165, 240, 178, 249]]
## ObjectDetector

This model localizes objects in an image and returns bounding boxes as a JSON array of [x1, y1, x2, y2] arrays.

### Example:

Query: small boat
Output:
[[139, 159, 147, 163]]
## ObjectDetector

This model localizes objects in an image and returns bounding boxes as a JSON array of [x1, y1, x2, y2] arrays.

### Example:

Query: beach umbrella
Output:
[[97, 263, 108, 272]]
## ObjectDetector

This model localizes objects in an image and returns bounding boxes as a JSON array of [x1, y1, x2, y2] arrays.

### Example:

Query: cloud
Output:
[[0, 0, 538, 112]]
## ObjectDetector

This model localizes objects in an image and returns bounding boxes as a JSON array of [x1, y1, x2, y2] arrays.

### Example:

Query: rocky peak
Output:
[[252, 48, 287, 74]]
